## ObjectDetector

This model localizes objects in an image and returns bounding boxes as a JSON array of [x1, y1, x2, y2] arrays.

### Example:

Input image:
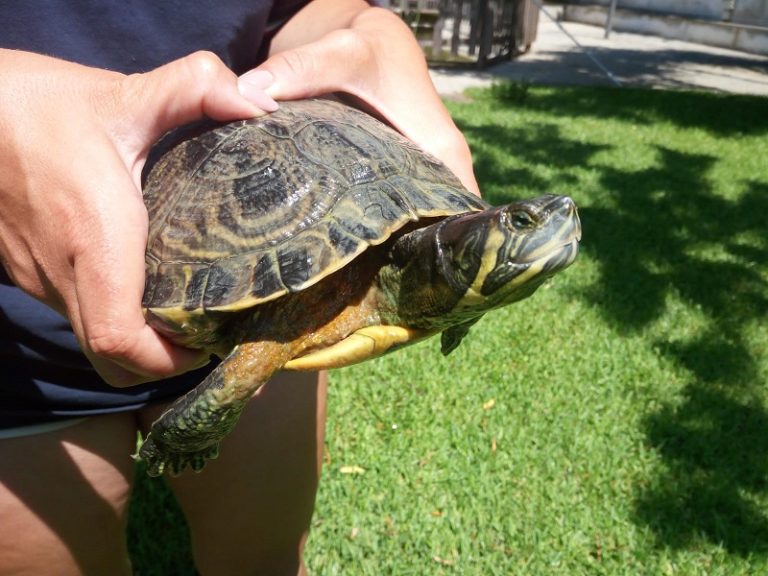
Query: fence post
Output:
[[605, 0, 618, 38]]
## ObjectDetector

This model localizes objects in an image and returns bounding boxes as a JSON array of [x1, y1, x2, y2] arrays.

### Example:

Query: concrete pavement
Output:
[[429, 4, 768, 98]]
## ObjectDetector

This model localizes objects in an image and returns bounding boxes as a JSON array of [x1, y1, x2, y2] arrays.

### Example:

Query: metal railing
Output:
[[389, 0, 539, 67]]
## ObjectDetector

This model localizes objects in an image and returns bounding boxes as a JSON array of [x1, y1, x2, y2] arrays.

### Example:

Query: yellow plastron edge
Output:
[[284, 325, 430, 371]]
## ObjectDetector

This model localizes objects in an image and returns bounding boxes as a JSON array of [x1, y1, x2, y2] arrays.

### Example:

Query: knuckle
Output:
[[275, 30, 370, 88], [5, 269, 45, 301], [326, 29, 368, 56], [182, 50, 225, 86], [322, 30, 373, 86], [86, 325, 137, 361]]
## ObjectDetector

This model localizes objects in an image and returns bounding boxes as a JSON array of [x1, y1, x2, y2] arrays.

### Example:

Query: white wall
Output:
[[567, 0, 723, 20], [732, 0, 768, 26]]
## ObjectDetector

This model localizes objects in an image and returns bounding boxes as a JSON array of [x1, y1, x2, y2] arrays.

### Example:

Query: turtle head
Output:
[[438, 194, 581, 312]]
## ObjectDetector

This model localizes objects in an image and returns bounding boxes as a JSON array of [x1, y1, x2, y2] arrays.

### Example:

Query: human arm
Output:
[[247, 0, 480, 195], [0, 49, 276, 386]]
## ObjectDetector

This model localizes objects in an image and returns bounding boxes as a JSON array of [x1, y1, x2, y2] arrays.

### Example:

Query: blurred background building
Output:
[[381, 0, 540, 66]]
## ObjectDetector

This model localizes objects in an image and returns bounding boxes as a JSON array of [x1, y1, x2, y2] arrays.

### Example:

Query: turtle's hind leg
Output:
[[137, 342, 287, 476]]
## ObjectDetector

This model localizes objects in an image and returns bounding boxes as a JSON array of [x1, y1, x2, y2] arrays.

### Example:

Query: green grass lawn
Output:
[[128, 85, 768, 575]]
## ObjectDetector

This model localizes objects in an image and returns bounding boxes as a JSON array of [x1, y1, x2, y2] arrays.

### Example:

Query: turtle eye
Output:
[[508, 209, 536, 231]]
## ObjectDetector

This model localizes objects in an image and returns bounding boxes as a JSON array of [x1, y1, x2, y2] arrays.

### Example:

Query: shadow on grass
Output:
[[468, 120, 610, 204], [458, 87, 768, 555], [482, 83, 768, 137], [583, 153, 768, 554], [127, 464, 197, 576]]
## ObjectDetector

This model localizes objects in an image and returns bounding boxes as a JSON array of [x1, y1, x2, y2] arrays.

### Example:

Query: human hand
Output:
[[246, 4, 480, 196], [0, 50, 276, 386]]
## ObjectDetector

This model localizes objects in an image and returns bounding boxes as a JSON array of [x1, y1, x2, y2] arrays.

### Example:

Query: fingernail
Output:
[[238, 70, 279, 112]]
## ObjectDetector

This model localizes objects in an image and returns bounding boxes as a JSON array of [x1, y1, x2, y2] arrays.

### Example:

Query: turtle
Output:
[[138, 98, 581, 476]]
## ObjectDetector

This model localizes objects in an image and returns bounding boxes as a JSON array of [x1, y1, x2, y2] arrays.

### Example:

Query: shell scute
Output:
[[277, 245, 314, 292], [327, 221, 360, 259], [203, 263, 248, 309], [183, 267, 208, 312], [250, 254, 283, 301]]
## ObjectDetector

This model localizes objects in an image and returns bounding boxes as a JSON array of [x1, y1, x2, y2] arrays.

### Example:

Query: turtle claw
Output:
[[136, 436, 220, 477]]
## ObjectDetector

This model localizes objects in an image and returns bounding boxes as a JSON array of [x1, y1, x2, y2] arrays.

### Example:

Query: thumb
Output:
[[121, 51, 279, 149], [251, 31, 369, 102]]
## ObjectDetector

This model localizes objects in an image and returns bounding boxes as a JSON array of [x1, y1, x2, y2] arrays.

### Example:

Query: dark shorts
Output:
[[0, 275, 215, 429]]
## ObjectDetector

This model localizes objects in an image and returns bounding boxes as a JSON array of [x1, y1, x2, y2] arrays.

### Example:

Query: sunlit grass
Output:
[[129, 85, 768, 575]]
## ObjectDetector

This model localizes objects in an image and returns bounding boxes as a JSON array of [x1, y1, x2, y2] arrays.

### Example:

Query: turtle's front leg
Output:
[[137, 341, 289, 476]]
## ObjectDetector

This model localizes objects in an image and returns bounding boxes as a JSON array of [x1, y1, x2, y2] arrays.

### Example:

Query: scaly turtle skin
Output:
[[138, 99, 581, 476]]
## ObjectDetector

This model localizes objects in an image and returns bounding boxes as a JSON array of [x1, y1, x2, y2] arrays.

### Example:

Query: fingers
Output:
[[71, 199, 206, 386], [55, 140, 209, 386], [253, 30, 369, 103], [0, 51, 254, 387], [143, 50, 276, 123], [237, 70, 281, 113], [82, 332, 209, 387], [71, 52, 277, 384], [116, 51, 279, 171], [254, 27, 481, 196]]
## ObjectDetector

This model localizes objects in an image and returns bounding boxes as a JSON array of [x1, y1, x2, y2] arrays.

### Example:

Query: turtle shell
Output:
[[142, 99, 488, 319]]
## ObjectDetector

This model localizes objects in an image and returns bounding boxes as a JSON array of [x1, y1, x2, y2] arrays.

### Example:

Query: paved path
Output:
[[430, 4, 768, 97]]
